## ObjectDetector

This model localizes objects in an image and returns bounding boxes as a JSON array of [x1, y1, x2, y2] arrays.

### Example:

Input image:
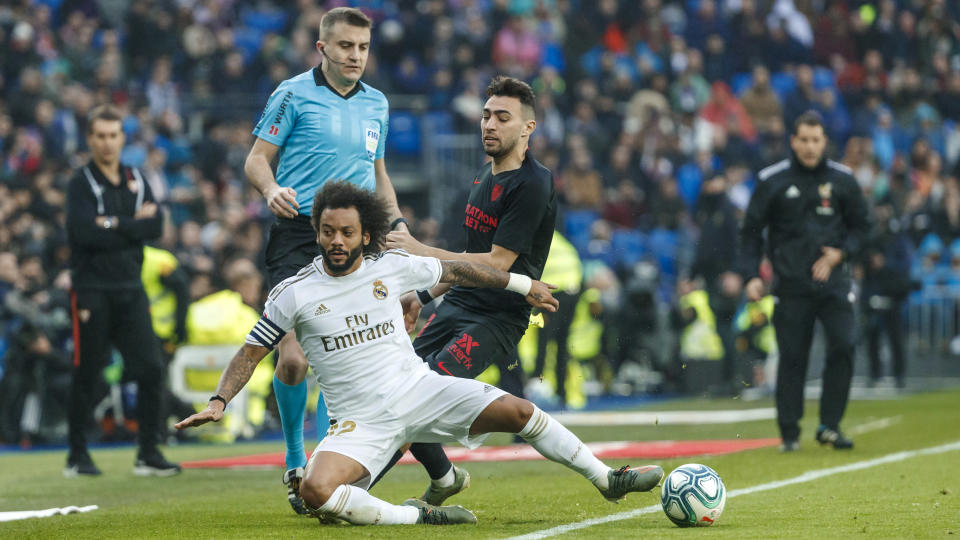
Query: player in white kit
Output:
[[176, 181, 664, 526]]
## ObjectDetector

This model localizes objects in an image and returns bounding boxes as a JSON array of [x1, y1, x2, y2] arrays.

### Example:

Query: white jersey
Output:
[[246, 250, 442, 419]]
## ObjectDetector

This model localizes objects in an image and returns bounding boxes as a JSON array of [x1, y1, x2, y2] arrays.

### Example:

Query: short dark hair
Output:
[[486, 76, 536, 118], [86, 104, 123, 133], [792, 110, 825, 135], [311, 181, 391, 256], [319, 7, 373, 40]]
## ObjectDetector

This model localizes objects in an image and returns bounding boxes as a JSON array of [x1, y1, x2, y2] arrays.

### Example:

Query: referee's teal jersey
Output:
[[253, 67, 389, 216]]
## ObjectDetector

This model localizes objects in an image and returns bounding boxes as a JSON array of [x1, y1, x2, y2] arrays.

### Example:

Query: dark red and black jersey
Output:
[[443, 150, 557, 328]]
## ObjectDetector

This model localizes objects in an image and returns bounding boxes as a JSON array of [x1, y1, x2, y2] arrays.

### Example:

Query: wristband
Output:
[[390, 217, 408, 230], [416, 289, 434, 306], [209, 395, 227, 409], [505, 273, 533, 296]]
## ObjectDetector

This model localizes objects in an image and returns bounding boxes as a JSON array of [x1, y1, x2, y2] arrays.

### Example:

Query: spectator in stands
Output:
[[741, 65, 784, 138]]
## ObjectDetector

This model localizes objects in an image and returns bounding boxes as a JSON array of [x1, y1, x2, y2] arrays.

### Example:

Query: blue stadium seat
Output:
[[730, 72, 753, 96], [579, 47, 605, 78], [648, 228, 679, 279], [770, 72, 796, 101], [233, 27, 264, 62], [581, 239, 616, 269], [540, 42, 566, 73], [422, 111, 454, 137], [241, 9, 288, 34], [564, 210, 599, 250], [386, 111, 421, 156], [611, 229, 647, 267], [813, 67, 836, 91], [675, 164, 704, 210]]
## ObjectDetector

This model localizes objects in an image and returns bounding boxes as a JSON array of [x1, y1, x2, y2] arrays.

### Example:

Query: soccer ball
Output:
[[660, 463, 726, 527]]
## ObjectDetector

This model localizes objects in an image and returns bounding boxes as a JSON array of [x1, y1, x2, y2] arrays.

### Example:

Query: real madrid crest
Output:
[[818, 182, 832, 199], [373, 279, 388, 300], [816, 182, 834, 215]]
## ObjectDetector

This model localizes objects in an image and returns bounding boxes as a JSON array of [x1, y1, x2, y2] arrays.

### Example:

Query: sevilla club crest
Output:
[[491, 184, 503, 202]]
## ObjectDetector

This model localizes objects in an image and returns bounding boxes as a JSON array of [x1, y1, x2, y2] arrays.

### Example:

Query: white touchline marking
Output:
[[503, 440, 960, 540], [848, 416, 901, 436], [552, 408, 776, 426]]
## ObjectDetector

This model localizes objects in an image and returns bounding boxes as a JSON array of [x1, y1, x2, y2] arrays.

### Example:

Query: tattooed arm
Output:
[[439, 260, 560, 311], [439, 260, 510, 288], [174, 343, 270, 429]]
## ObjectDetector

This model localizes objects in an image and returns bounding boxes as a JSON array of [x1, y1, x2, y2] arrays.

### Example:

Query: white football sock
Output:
[[432, 465, 455, 488], [317, 484, 419, 525], [518, 405, 611, 491]]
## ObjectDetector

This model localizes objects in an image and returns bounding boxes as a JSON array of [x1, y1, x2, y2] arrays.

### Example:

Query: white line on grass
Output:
[[552, 408, 776, 426], [848, 415, 901, 436], [503, 439, 960, 540]]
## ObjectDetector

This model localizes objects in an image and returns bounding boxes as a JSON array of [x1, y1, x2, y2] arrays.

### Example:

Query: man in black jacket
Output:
[[740, 111, 870, 452], [64, 104, 180, 477]]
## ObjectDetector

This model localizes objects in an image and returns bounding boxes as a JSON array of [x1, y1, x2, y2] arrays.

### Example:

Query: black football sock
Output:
[[410, 442, 453, 480]]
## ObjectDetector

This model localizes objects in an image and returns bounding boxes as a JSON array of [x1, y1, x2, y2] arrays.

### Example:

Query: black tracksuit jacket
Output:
[[66, 161, 162, 290], [739, 153, 871, 296]]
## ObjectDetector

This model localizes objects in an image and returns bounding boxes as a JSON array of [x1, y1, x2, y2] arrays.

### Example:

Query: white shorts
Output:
[[308, 370, 507, 489]]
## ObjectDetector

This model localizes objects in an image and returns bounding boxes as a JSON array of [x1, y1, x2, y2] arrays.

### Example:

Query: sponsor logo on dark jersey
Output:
[[464, 203, 498, 233]]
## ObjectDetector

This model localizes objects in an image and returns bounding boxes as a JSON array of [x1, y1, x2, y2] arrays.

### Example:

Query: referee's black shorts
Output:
[[265, 215, 319, 289], [414, 300, 526, 379]]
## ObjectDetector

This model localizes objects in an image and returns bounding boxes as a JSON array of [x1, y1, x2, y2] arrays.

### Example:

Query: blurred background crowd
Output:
[[3, 0, 960, 447]]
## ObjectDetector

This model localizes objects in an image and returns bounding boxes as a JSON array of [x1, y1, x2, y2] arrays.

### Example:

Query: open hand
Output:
[[174, 404, 224, 430], [526, 281, 559, 312]]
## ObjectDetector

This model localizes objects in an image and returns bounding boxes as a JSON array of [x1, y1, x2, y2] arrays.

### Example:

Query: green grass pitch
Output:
[[2, 388, 958, 539]]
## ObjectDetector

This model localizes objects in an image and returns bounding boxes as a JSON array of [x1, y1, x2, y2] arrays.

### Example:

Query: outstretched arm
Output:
[[439, 260, 559, 311], [174, 343, 270, 429]]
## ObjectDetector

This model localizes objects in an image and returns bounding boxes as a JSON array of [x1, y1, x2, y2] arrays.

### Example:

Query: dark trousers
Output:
[[865, 306, 905, 382], [772, 291, 855, 441], [533, 290, 579, 403], [68, 287, 163, 455]]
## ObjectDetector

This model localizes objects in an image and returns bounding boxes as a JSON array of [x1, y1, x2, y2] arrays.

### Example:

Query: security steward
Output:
[[64, 104, 180, 477], [739, 111, 870, 452]]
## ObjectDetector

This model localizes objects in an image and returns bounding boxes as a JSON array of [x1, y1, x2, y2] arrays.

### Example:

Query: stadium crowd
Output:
[[2, 0, 960, 445]]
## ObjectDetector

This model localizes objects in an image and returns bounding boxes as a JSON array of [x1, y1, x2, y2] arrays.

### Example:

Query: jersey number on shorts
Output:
[[325, 420, 357, 438]]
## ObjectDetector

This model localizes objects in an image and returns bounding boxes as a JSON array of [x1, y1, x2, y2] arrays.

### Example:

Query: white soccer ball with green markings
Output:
[[660, 463, 726, 527]]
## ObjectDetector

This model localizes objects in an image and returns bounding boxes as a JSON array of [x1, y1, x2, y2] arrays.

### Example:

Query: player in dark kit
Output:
[[383, 76, 559, 504], [739, 111, 870, 452]]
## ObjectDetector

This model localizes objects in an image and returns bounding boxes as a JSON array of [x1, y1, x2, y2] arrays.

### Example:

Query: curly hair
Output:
[[310, 181, 390, 256]]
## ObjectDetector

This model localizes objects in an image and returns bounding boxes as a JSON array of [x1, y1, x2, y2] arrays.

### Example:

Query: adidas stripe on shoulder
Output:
[[758, 159, 790, 181], [267, 265, 316, 301], [365, 249, 410, 262], [827, 160, 853, 175]]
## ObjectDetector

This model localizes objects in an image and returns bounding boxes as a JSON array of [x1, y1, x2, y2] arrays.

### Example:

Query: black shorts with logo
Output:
[[265, 215, 319, 289], [413, 300, 526, 379]]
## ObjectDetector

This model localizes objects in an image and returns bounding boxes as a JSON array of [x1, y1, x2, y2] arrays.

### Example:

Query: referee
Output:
[[242, 7, 406, 514], [739, 111, 870, 452], [65, 104, 180, 476], [383, 76, 558, 503]]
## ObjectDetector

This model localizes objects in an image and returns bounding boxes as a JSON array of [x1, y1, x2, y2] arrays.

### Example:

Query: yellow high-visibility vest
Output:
[[141, 246, 179, 340], [678, 290, 724, 360]]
